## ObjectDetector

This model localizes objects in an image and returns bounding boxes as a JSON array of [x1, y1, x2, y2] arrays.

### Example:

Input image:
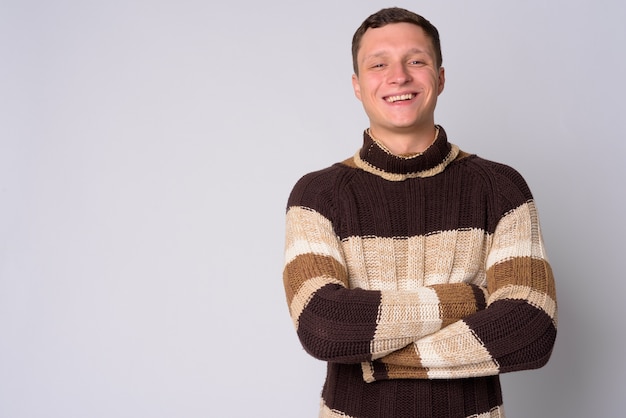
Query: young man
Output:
[[283, 7, 556, 418]]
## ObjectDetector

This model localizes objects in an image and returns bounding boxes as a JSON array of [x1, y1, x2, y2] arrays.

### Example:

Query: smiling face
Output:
[[352, 22, 445, 142]]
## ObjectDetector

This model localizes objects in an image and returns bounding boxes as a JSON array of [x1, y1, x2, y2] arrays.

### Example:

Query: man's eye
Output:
[[410, 60, 424, 65]]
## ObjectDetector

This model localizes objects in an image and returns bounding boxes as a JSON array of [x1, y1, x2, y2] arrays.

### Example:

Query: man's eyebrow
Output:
[[406, 48, 428, 55], [361, 51, 389, 62], [362, 48, 428, 61]]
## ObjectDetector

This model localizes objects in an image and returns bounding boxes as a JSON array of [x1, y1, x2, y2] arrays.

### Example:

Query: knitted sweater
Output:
[[283, 127, 557, 418]]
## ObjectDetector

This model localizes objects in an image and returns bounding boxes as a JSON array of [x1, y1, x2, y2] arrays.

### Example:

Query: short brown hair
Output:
[[351, 7, 442, 74]]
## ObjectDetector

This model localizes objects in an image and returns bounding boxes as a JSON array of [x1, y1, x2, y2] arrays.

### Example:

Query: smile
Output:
[[385, 93, 415, 103]]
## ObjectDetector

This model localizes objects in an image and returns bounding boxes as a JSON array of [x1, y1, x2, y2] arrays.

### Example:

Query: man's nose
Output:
[[388, 63, 412, 84]]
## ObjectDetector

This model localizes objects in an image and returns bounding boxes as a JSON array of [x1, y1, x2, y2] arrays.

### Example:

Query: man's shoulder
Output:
[[457, 153, 534, 203], [287, 159, 357, 209], [293, 159, 353, 186]]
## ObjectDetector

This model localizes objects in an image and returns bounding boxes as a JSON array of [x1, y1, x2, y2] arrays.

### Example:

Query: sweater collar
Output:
[[353, 125, 459, 181]]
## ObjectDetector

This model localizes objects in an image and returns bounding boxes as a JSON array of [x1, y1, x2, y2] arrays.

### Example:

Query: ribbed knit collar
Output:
[[353, 125, 459, 181]]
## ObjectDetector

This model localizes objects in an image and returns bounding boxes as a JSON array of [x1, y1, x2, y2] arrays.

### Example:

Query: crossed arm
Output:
[[283, 200, 557, 381], [284, 205, 490, 364]]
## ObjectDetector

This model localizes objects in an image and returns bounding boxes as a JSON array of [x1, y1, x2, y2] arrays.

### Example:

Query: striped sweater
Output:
[[283, 127, 557, 418]]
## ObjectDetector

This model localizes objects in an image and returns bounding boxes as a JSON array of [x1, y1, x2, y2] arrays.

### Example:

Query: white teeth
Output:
[[386, 93, 415, 103]]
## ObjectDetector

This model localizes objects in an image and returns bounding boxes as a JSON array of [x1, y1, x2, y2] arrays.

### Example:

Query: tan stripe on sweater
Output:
[[415, 321, 498, 374], [486, 200, 548, 268], [343, 229, 491, 291]]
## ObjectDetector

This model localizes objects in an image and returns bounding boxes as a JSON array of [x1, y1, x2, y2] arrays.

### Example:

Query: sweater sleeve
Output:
[[284, 204, 489, 363], [361, 194, 557, 381]]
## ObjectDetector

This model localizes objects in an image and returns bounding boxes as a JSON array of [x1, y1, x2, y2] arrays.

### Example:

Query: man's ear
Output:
[[437, 66, 445, 95], [352, 74, 362, 101]]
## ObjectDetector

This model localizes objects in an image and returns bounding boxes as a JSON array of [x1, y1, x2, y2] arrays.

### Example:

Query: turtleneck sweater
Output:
[[283, 126, 557, 418]]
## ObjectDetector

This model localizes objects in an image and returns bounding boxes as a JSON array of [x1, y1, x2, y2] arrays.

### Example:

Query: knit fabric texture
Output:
[[283, 127, 557, 418]]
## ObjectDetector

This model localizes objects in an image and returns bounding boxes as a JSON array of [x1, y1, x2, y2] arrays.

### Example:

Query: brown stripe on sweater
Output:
[[283, 253, 349, 306], [384, 363, 430, 379], [486, 256, 556, 302], [379, 343, 424, 369], [433, 283, 488, 327]]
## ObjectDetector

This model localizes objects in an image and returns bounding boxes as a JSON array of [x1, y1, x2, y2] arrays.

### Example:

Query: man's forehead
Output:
[[358, 36, 436, 63], [359, 24, 432, 51]]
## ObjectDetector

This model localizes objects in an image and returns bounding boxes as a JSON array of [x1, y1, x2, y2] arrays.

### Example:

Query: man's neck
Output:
[[368, 126, 439, 156]]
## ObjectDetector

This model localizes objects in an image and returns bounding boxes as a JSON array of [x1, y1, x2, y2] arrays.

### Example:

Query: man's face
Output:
[[352, 22, 445, 138]]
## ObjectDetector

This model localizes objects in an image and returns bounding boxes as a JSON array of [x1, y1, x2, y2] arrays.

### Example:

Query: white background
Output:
[[1, 0, 625, 417]]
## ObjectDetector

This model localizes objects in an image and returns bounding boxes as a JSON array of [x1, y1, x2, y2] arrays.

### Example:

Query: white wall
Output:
[[1, 0, 624, 417]]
